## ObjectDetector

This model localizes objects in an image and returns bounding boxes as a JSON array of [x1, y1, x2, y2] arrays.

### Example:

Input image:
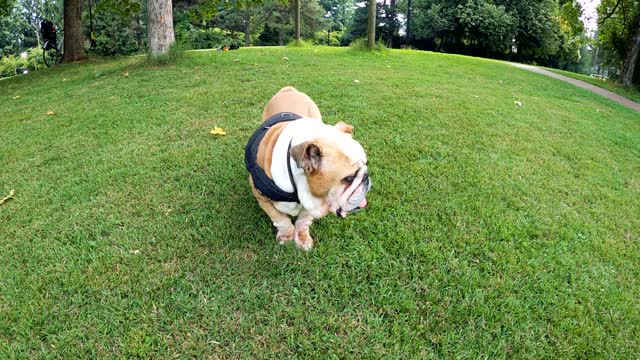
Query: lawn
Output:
[[546, 67, 640, 103], [1, 46, 639, 358]]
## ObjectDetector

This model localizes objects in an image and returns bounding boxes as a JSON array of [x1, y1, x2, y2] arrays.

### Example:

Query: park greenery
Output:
[[1, 46, 639, 358], [0, 0, 639, 88]]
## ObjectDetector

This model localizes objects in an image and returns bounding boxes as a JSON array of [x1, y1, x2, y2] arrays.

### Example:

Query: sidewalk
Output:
[[511, 63, 640, 113]]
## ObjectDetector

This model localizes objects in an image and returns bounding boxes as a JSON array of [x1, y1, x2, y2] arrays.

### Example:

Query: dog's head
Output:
[[291, 121, 371, 218]]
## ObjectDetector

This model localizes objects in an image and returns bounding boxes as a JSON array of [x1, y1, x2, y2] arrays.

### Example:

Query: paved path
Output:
[[511, 63, 640, 112]]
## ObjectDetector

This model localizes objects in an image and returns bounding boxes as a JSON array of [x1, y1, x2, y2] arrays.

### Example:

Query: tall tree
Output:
[[147, 0, 174, 55], [294, 0, 300, 41], [598, 0, 640, 86], [367, 0, 375, 48], [63, 0, 86, 62], [243, 7, 250, 46], [619, 15, 640, 86]]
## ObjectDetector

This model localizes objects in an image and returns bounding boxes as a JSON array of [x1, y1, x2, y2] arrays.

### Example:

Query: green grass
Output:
[[1, 47, 639, 358], [546, 67, 640, 103]]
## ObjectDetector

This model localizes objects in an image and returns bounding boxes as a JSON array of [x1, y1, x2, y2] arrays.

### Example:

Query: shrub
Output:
[[349, 38, 389, 54], [313, 30, 343, 46], [0, 48, 46, 78], [176, 27, 242, 50], [0, 55, 19, 77], [286, 39, 314, 48]]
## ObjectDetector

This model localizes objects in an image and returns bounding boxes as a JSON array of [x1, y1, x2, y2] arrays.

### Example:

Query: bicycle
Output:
[[41, 20, 64, 67]]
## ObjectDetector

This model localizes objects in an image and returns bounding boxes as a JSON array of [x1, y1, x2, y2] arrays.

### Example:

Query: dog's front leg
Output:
[[294, 209, 315, 251]]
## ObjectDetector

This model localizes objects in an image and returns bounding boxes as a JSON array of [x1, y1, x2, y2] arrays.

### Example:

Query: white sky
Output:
[[578, 0, 600, 33]]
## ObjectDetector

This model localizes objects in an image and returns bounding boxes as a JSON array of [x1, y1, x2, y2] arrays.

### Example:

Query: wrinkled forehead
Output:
[[338, 137, 367, 165]]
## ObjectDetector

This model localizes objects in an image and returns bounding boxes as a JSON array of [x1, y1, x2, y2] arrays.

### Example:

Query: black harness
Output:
[[245, 112, 303, 203]]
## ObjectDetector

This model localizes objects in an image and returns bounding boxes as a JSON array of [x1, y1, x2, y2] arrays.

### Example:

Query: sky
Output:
[[578, 0, 601, 33]]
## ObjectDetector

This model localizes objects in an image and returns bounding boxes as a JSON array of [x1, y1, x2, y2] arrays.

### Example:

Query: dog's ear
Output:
[[291, 142, 322, 174], [335, 121, 354, 136]]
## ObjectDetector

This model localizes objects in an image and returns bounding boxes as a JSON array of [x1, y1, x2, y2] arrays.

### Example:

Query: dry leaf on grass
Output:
[[123, 72, 129, 78], [514, 101, 522, 106], [46, 111, 55, 115], [210, 126, 227, 135], [0, 190, 15, 205], [281, 56, 289, 61], [234, 59, 241, 62], [353, 79, 360, 83], [129, 249, 141, 254], [12, 96, 20, 100]]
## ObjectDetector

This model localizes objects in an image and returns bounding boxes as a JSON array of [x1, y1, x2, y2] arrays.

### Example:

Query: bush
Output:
[[0, 48, 46, 79], [175, 27, 242, 50], [90, 8, 142, 56], [313, 30, 343, 46], [349, 38, 389, 54], [286, 39, 314, 48], [0, 55, 19, 77]]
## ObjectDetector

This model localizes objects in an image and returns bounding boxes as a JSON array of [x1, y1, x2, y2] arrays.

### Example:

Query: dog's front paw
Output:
[[276, 225, 295, 244], [295, 230, 314, 251]]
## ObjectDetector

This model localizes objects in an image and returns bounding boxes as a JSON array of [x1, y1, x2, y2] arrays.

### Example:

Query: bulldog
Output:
[[245, 86, 371, 250]]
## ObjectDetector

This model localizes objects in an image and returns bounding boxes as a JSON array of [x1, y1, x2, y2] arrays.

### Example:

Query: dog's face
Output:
[[291, 122, 371, 218]]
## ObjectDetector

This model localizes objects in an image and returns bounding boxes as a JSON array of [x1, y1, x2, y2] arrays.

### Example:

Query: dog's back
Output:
[[261, 86, 322, 122]]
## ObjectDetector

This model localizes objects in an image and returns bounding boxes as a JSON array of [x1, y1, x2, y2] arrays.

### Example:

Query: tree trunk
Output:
[[406, 0, 411, 47], [294, 0, 301, 42], [388, 0, 396, 48], [367, 0, 376, 49], [63, 0, 86, 62], [147, 0, 175, 56], [244, 9, 250, 47], [279, 28, 284, 46], [619, 17, 640, 87]]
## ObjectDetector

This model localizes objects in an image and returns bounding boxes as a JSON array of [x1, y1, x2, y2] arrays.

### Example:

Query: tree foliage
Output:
[[597, 0, 640, 67]]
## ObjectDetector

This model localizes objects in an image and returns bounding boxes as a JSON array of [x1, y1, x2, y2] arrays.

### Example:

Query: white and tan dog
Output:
[[245, 86, 371, 250]]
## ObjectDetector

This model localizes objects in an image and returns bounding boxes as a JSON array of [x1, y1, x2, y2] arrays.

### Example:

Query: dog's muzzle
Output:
[[337, 173, 371, 218]]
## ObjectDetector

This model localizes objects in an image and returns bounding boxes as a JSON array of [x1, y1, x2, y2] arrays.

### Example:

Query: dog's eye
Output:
[[342, 175, 356, 183]]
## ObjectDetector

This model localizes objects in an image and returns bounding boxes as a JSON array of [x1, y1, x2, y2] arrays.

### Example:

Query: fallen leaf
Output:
[[62, 78, 69, 81], [234, 59, 240, 62], [473, 95, 479, 98], [46, 111, 54, 115], [210, 126, 227, 135], [129, 249, 141, 254], [0, 189, 15, 205], [514, 101, 522, 106], [12, 96, 20, 100], [499, 80, 504, 83], [282, 56, 289, 61], [353, 79, 360, 83], [123, 71, 129, 78]]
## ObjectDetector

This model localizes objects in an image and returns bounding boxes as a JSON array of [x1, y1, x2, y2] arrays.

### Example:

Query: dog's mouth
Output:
[[336, 170, 371, 219], [336, 197, 368, 218]]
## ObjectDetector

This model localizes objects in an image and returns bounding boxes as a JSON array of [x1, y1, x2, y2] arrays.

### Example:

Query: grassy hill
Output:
[[1, 47, 639, 358]]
